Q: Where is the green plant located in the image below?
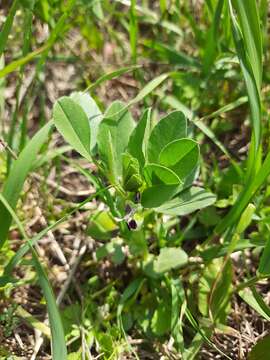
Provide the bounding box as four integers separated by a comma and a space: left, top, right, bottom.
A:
52, 90, 217, 355
1, 0, 270, 358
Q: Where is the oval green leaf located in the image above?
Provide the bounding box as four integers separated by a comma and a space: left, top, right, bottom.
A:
147, 111, 187, 163
144, 163, 181, 185
53, 96, 92, 161
155, 187, 216, 216
159, 138, 199, 181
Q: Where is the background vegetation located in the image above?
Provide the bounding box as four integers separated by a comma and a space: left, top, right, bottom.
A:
0, 0, 270, 359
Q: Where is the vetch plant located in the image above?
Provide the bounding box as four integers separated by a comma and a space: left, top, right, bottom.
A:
53, 92, 215, 221
52, 91, 217, 354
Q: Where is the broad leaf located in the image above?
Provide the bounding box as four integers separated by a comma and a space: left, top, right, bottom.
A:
141, 184, 181, 208
155, 187, 216, 215
144, 163, 181, 185
159, 138, 199, 181
147, 111, 187, 163
153, 247, 188, 273
53, 97, 92, 161
70, 91, 103, 150
87, 211, 117, 241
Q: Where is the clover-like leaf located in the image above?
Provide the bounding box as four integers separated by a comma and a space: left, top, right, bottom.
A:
147, 111, 187, 163
53, 96, 92, 161
154, 186, 216, 215
159, 138, 199, 181
70, 91, 103, 150
141, 184, 182, 208
144, 163, 181, 185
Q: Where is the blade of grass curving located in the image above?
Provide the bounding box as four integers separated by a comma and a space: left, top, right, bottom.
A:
173, 278, 232, 359
0, 44, 49, 79
0, 121, 52, 248
232, 0, 262, 90
84, 65, 141, 92
16, 305, 51, 338
128, 73, 169, 106
0, 193, 67, 359
201, 95, 248, 121
21, 0, 36, 59
214, 0, 263, 236
102, 73, 170, 120
229, 0, 261, 157
0, 0, 20, 56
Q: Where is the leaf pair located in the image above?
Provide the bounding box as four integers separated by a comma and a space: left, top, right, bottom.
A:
137, 111, 200, 208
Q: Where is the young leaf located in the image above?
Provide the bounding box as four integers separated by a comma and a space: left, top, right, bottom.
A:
70, 91, 103, 150
53, 97, 92, 161
97, 101, 135, 182
122, 153, 142, 192
154, 187, 216, 216
147, 111, 187, 163
0, 122, 52, 248
159, 138, 199, 181
128, 108, 152, 166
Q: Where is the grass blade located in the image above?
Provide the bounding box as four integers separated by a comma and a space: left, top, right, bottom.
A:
0, 193, 67, 360
129, 73, 169, 106
232, 0, 262, 90
229, 0, 261, 155
203, 0, 224, 73
85, 65, 141, 92
0, 44, 49, 79
0, 0, 20, 56
0, 121, 52, 248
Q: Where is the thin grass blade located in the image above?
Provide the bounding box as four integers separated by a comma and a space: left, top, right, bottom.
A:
0, 122, 52, 248
0, 193, 67, 359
